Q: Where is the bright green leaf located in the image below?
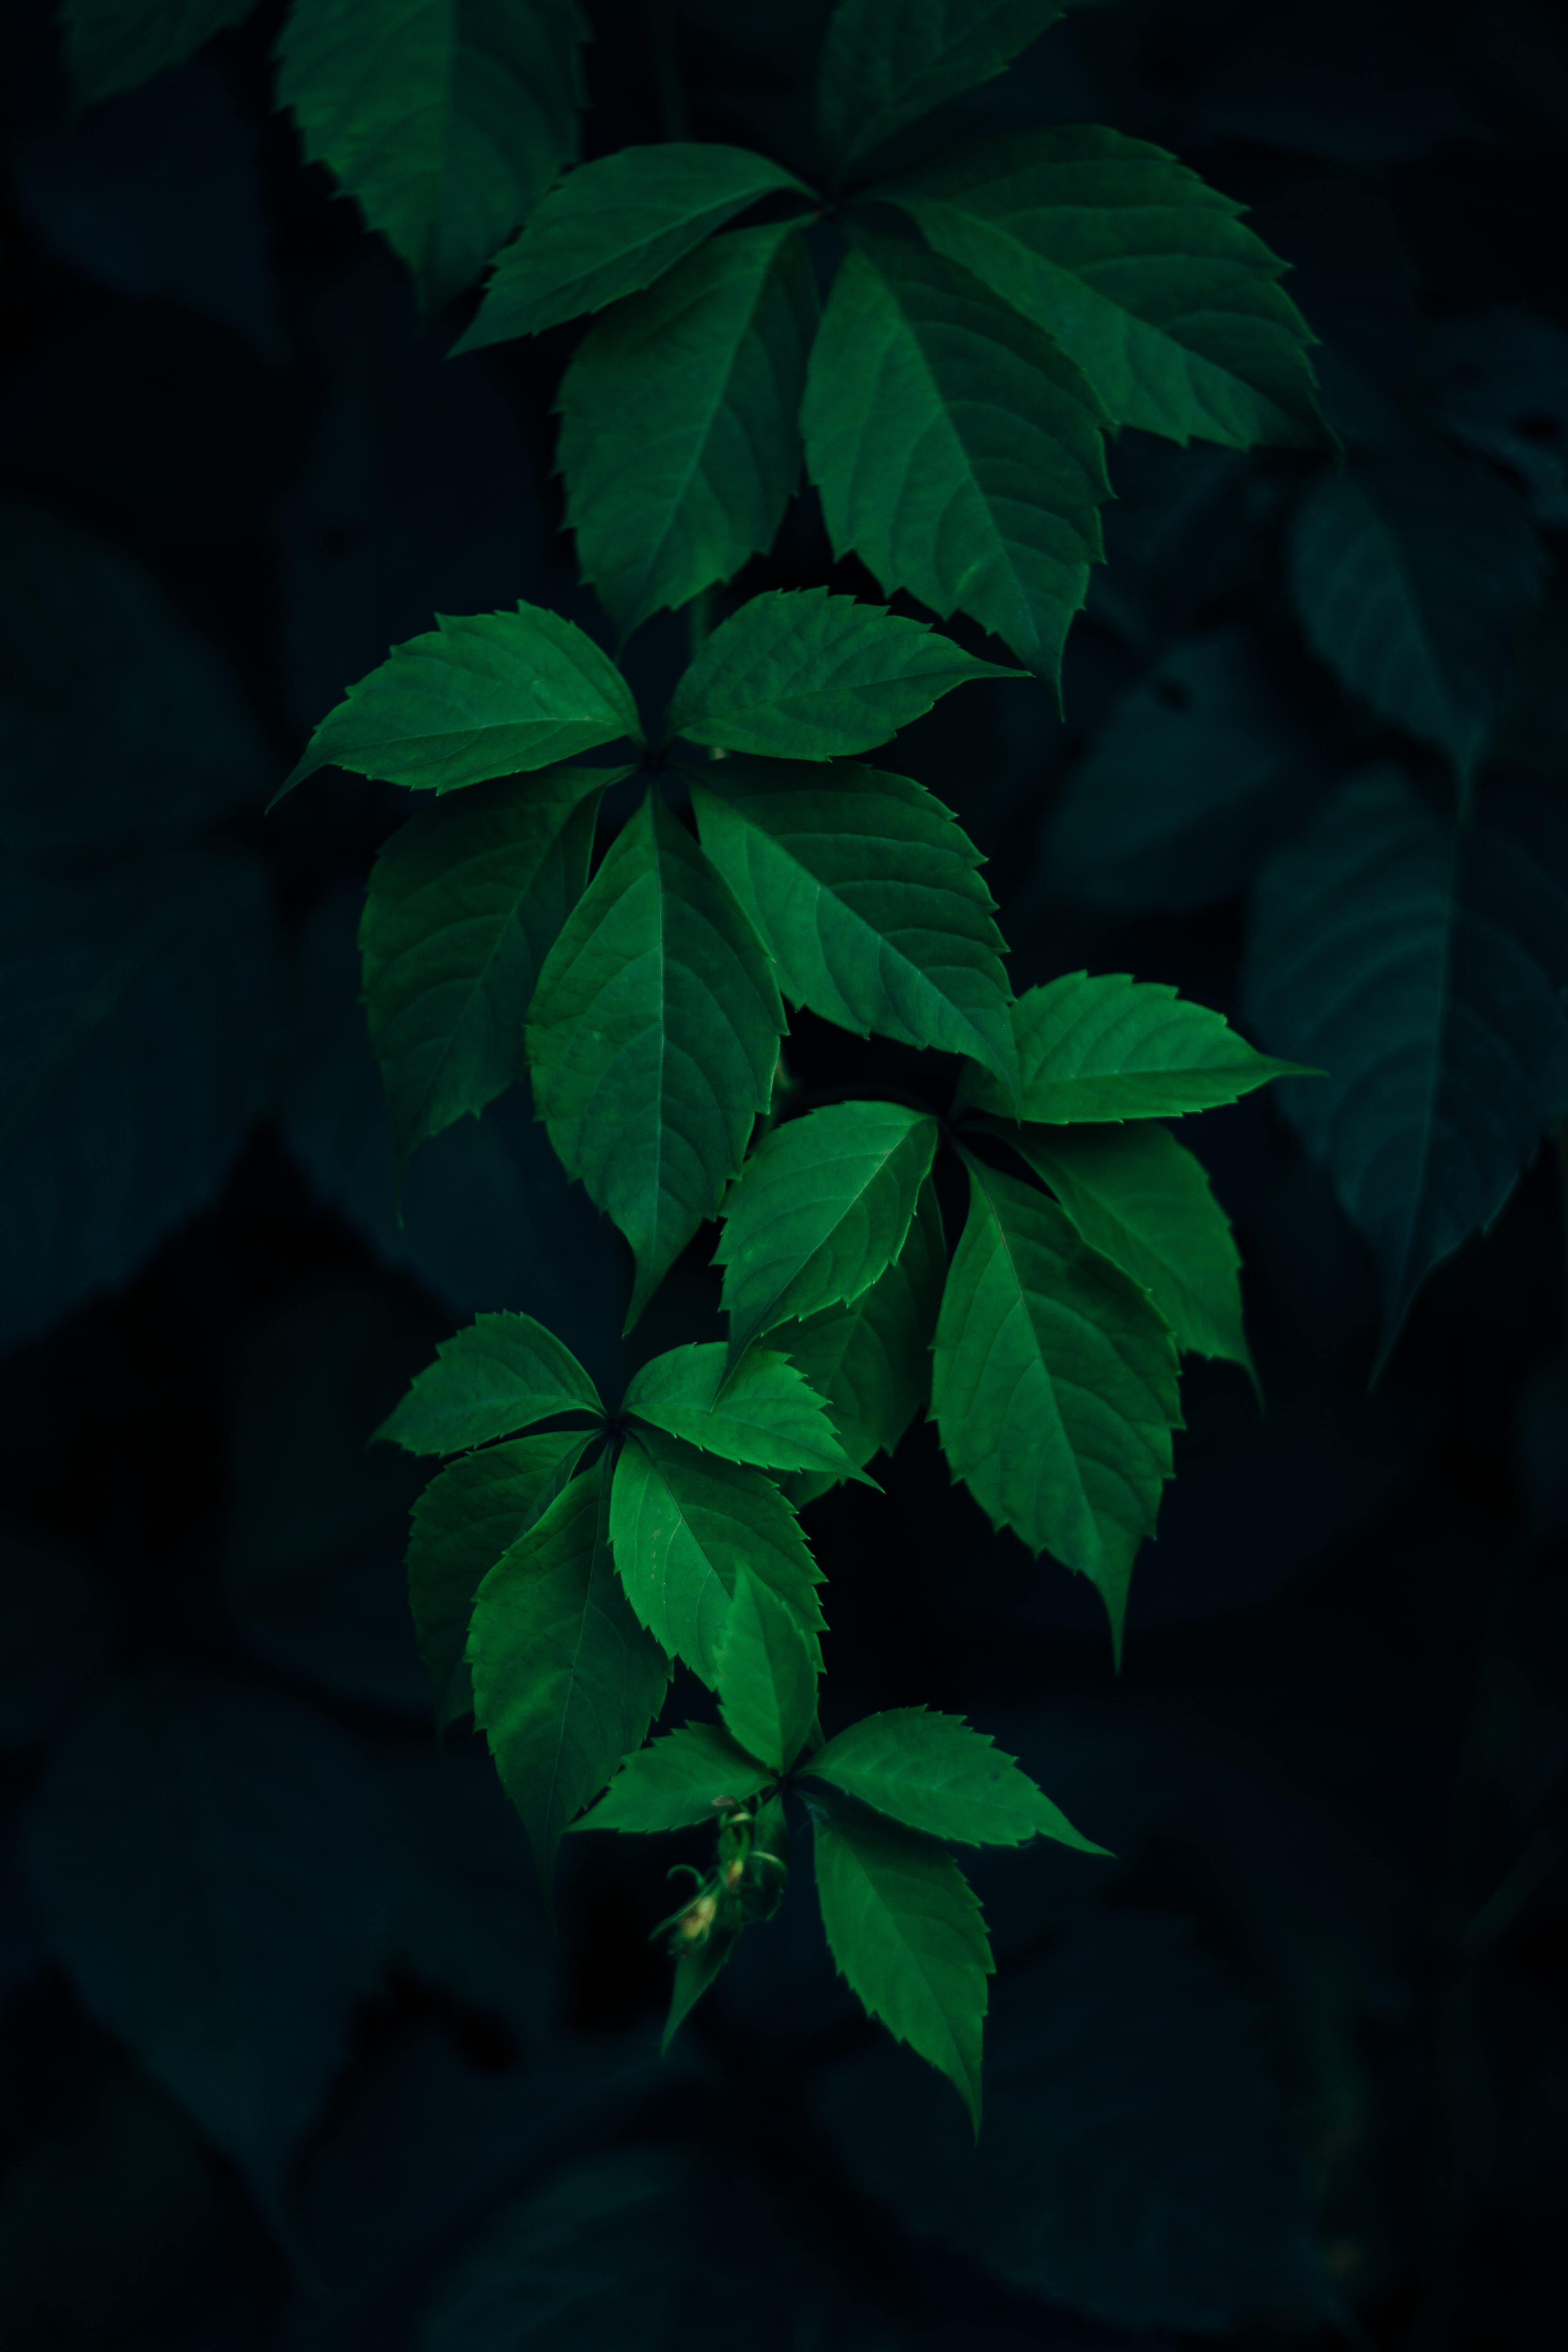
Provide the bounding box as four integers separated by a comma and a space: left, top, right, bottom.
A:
622, 1342, 868, 1480
468, 1459, 670, 1888
803, 1706, 1106, 1851
957, 970, 1301, 1123
276, 0, 584, 313
689, 755, 1017, 1092
453, 142, 811, 349
802, 233, 1110, 686
377, 1310, 604, 1454
527, 790, 785, 1329
716, 1568, 820, 1773
816, 0, 1069, 172
278, 605, 641, 800
931, 1155, 1180, 1651
360, 764, 623, 1163
812, 1798, 992, 2132
887, 127, 1324, 448
668, 588, 1022, 760
61, 0, 257, 106
574, 1720, 773, 1833
715, 1101, 940, 1365
559, 221, 817, 640
609, 1426, 824, 1686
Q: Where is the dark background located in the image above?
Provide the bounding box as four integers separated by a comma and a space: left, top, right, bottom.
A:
3, 1, 1567, 2346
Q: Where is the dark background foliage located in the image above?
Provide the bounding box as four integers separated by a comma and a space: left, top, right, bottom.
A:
3, 1, 1567, 2346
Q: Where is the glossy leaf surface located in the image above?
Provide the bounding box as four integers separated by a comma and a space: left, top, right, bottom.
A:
717, 1569, 819, 1774
804, 1706, 1104, 1850
622, 1342, 864, 1478
378, 1311, 604, 1454
575, 1720, 773, 1833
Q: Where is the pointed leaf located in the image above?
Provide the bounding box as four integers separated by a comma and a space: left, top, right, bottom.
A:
574, 1721, 773, 1833
407, 1427, 597, 1730
361, 763, 624, 1162
816, 0, 1069, 171
622, 1342, 868, 1479
957, 970, 1301, 1123
664, 1930, 737, 2051
453, 142, 810, 349
887, 127, 1324, 448
276, 0, 585, 313
690, 756, 1017, 1091
715, 1101, 940, 1364
812, 1799, 992, 2132
803, 1707, 1105, 1851
669, 588, 1022, 760
609, 1427, 824, 1686
378, 1311, 604, 1455
469, 1459, 671, 1886
61, 0, 256, 106
559, 220, 817, 640
278, 605, 641, 800
716, 1568, 819, 1773
802, 234, 1110, 687
527, 790, 785, 1328
931, 1156, 1180, 1649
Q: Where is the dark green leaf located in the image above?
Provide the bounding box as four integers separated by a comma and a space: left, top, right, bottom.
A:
715, 1100, 940, 1365
453, 142, 810, 349
407, 1428, 597, 1731
887, 127, 1323, 448
361, 764, 623, 1162
804, 1706, 1105, 1850
931, 1155, 1180, 1649
60, 0, 257, 106
609, 1426, 824, 1685
276, 0, 585, 313
663, 1929, 737, 2054
802, 232, 1110, 686
527, 790, 785, 1328
812, 1798, 992, 2132
622, 1341, 867, 1479
690, 755, 1017, 1090
1242, 770, 1568, 1355
668, 587, 1021, 759
816, 0, 1069, 171
377, 1311, 604, 1454
469, 1460, 671, 1885
574, 1720, 773, 1833
559, 221, 817, 639
717, 1568, 819, 1773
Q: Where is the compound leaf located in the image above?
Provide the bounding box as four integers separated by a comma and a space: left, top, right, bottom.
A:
931, 1155, 1180, 1650
717, 1568, 819, 1774
812, 1798, 992, 2132
887, 127, 1323, 448
60, 0, 258, 106
361, 763, 623, 1163
527, 791, 783, 1327
377, 1311, 604, 1454
802, 233, 1110, 687
574, 1720, 773, 1833
803, 1707, 1104, 1851
623, 1342, 866, 1479
453, 142, 810, 349
816, 0, 1069, 172
559, 221, 817, 640
279, 604, 641, 799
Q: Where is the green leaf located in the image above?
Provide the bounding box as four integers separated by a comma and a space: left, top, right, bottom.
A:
812, 1798, 992, 2132
715, 1101, 940, 1365
931, 1155, 1180, 1650
802, 232, 1109, 686
469, 1458, 671, 1887
527, 790, 785, 1329
407, 1427, 597, 1731
452, 142, 810, 350
622, 1342, 868, 1479
1287, 450, 1545, 790
1242, 770, 1568, 1357
275, 0, 585, 314
803, 1707, 1105, 1851
957, 970, 1301, 1123
278, 605, 641, 800
574, 1720, 773, 1833
886, 127, 1323, 448
816, 0, 1069, 171
559, 221, 817, 640
361, 764, 624, 1163
689, 756, 1017, 1092
996, 1122, 1253, 1374
377, 1311, 604, 1454
668, 588, 1022, 759
609, 1426, 824, 1686
61, 0, 257, 108
716, 1568, 819, 1773
664, 1931, 737, 2052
